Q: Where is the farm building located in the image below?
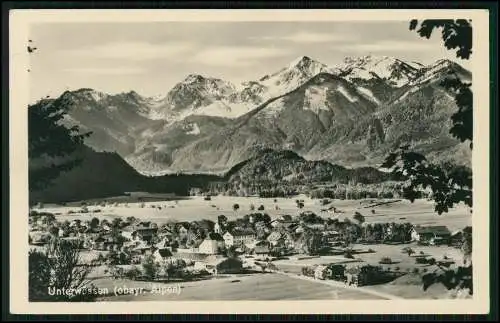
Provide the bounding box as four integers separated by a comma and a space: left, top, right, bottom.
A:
153, 247, 173, 263
205, 257, 243, 275
322, 230, 341, 245
133, 222, 158, 242
29, 230, 51, 245
411, 226, 452, 245
254, 240, 271, 256
266, 231, 295, 249
344, 265, 385, 287
326, 264, 346, 281
314, 265, 329, 280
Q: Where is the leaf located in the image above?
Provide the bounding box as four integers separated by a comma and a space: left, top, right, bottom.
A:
409, 19, 418, 30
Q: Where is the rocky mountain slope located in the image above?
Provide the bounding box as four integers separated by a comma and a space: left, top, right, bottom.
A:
50, 55, 472, 175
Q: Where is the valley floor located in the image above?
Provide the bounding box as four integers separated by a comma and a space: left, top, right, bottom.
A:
42, 195, 471, 233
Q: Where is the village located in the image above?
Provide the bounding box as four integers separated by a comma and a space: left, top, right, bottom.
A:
28, 195, 472, 299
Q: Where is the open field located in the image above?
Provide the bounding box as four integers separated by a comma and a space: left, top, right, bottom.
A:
38, 195, 471, 232
272, 242, 462, 274
95, 272, 388, 301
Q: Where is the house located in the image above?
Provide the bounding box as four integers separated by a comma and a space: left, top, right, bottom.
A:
127, 240, 152, 255
155, 237, 171, 249
120, 225, 136, 241
322, 230, 341, 245
266, 230, 294, 249
450, 230, 465, 248
29, 231, 51, 245
314, 265, 329, 280
344, 264, 385, 287
304, 223, 325, 231
204, 257, 244, 275
254, 240, 271, 256
153, 248, 173, 263
91, 235, 115, 251
223, 228, 256, 248
411, 226, 452, 245
198, 232, 225, 255
133, 222, 158, 242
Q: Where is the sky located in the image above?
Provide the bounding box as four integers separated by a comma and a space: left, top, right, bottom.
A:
28, 21, 471, 102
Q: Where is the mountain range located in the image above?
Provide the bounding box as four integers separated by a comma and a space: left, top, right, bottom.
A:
38, 55, 472, 176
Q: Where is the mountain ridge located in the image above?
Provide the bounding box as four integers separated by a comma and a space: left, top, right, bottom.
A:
43, 55, 471, 175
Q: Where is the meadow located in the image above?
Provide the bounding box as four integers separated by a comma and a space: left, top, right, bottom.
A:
41, 194, 471, 233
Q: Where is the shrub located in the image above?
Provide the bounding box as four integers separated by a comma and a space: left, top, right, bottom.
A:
124, 267, 141, 280
427, 258, 436, 265
394, 266, 400, 271
422, 268, 428, 273
415, 257, 428, 264
258, 205, 265, 211
141, 255, 160, 281
379, 257, 393, 264
368, 248, 376, 253
412, 268, 420, 274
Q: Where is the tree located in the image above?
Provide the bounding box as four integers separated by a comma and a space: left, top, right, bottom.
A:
29, 239, 96, 301
258, 205, 265, 211
383, 19, 474, 296
233, 203, 240, 211
254, 221, 269, 240
111, 217, 122, 229
383, 19, 474, 213
217, 214, 228, 227
353, 212, 365, 225
90, 217, 99, 229
29, 96, 92, 191
141, 254, 160, 281
226, 245, 238, 258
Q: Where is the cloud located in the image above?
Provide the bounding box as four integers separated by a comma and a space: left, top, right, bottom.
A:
59, 41, 195, 61
251, 31, 349, 43
342, 40, 436, 52
63, 67, 147, 75
189, 46, 289, 67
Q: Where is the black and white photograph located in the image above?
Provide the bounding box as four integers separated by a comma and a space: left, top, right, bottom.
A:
8, 9, 492, 315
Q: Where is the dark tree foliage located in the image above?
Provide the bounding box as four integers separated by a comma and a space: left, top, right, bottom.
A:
440, 77, 473, 147
409, 19, 472, 59
384, 19, 475, 297
29, 97, 92, 191
381, 147, 472, 215
29, 239, 96, 301
28, 41, 92, 192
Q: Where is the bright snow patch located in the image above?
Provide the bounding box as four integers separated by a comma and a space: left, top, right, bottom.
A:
356, 86, 380, 104
337, 86, 358, 103
303, 86, 330, 113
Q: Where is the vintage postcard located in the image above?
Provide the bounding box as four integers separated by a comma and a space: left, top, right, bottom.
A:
9, 9, 491, 315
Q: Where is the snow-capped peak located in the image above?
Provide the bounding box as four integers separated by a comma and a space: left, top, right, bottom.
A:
183, 74, 207, 84
287, 55, 330, 75
67, 88, 108, 102
337, 55, 423, 88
